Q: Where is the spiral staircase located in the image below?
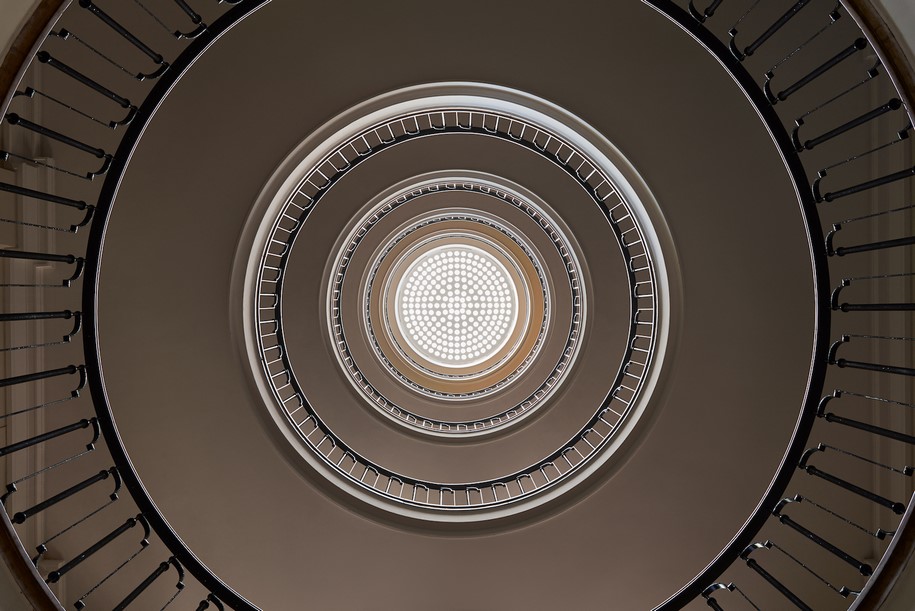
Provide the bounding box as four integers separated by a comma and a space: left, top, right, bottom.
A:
0, 0, 912, 609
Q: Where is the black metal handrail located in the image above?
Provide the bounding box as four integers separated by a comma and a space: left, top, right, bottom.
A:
1, 1, 270, 608
653, 0, 915, 609
81, 2, 269, 607
0, 0, 910, 609
646, 1, 830, 605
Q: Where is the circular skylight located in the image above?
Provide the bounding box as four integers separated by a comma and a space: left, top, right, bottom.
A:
395, 244, 519, 368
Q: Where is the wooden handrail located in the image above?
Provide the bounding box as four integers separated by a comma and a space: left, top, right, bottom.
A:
0, 0, 67, 119
850, 491, 915, 610
839, 3, 915, 610
842, 0, 915, 125
0, 509, 64, 610
1, 3, 75, 609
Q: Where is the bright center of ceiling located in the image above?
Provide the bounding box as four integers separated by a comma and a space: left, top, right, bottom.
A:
395, 243, 519, 368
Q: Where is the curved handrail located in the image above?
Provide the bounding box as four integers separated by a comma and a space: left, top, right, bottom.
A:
643, 1, 832, 607
843, 0, 915, 124
0, 0, 910, 609
79, 4, 270, 608
850, 491, 915, 610
650, 1, 915, 608
0, 0, 269, 608
0, 0, 67, 119
0, 510, 62, 611
2, 5, 81, 608
835, 44, 915, 590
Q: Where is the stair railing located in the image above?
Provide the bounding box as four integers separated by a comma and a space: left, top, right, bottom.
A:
0, 0, 911, 609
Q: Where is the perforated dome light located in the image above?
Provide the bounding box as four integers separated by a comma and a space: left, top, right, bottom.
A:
395, 244, 519, 368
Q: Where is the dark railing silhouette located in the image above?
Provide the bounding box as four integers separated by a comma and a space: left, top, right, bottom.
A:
0, 0, 911, 609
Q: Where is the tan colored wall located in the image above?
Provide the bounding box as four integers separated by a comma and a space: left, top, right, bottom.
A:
0, 5, 46, 608
0, 0, 41, 62
877, 0, 915, 61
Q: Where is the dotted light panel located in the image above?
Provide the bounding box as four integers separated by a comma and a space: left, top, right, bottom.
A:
395, 245, 519, 368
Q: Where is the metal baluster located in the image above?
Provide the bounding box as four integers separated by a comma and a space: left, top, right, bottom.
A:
0, 309, 77, 323
0, 395, 80, 424
48, 514, 150, 584
834, 235, 915, 257
794, 98, 902, 151
0, 249, 80, 265
828, 335, 915, 377
818, 392, 915, 445
741, 543, 813, 610
0, 181, 90, 211
836, 389, 915, 408
0, 310, 82, 352
14, 86, 120, 130
172, 0, 207, 38
795, 493, 892, 539
33, 497, 119, 565
702, 583, 729, 611
12, 468, 119, 524
791, 59, 882, 139
688, 0, 724, 23
159, 584, 184, 610
4, 114, 113, 178
0, 249, 85, 287
767, 37, 866, 104
112, 557, 184, 611
824, 189, 913, 254
35, 51, 137, 126
2, 445, 99, 504
763, 5, 843, 102
799, 446, 906, 514
730, 584, 761, 610
0, 372, 86, 424
769, 541, 857, 597
818, 126, 911, 202
130, 0, 180, 35
0, 416, 98, 458
0, 364, 80, 389
0, 150, 94, 182
818, 165, 915, 202
730, 0, 814, 61
78, 0, 170, 79
131, 0, 207, 40
818, 441, 913, 476
831, 276, 915, 312
773, 498, 873, 575
73, 547, 151, 608
50, 29, 137, 79
0, 216, 73, 234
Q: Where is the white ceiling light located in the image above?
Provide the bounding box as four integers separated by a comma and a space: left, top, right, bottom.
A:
395, 244, 519, 368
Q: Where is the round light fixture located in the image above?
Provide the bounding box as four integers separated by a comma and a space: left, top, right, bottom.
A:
393, 242, 521, 369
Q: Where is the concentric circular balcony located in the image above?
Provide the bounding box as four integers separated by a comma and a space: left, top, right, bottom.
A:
0, 1, 912, 609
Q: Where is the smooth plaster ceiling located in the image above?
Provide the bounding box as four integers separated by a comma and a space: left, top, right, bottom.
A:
39, 0, 825, 608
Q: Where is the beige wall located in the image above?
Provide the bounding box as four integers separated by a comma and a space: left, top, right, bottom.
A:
0, 4, 44, 609
878, 0, 915, 61
0, 0, 41, 63
0, 562, 30, 611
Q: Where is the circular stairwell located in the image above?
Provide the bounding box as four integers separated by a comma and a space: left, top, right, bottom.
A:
0, 1, 912, 609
